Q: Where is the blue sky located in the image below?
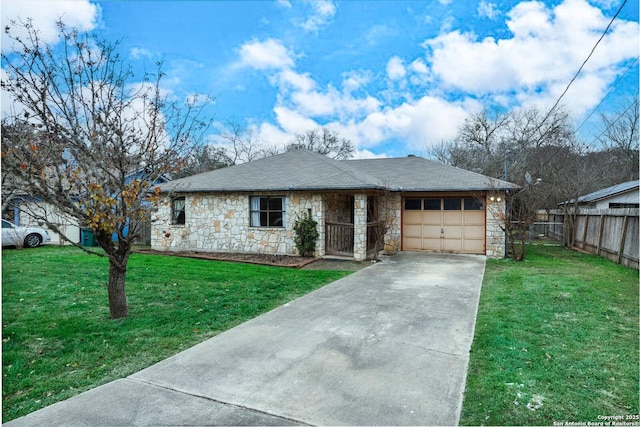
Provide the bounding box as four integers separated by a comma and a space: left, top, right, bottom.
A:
2, 0, 638, 158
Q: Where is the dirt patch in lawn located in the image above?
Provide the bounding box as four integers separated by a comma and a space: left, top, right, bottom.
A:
134, 249, 322, 269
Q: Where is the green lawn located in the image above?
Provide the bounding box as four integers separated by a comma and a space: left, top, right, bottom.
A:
2, 246, 350, 422
461, 244, 639, 426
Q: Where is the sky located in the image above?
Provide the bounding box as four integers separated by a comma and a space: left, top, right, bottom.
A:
1, 0, 638, 159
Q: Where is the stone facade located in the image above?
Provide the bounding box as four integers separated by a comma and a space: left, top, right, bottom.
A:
151, 190, 506, 259
152, 192, 322, 256
485, 193, 507, 257
380, 193, 402, 252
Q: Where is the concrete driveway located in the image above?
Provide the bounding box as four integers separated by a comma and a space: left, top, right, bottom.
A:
5, 252, 486, 426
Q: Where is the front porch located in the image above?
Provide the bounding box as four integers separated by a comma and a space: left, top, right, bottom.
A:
322, 193, 386, 260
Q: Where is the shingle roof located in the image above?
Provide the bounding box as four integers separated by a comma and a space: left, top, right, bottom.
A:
577, 180, 639, 204
159, 149, 518, 193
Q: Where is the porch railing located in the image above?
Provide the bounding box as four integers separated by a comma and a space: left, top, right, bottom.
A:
325, 222, 354, 256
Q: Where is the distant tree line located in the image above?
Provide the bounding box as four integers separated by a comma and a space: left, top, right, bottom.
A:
174, 125, 354, 178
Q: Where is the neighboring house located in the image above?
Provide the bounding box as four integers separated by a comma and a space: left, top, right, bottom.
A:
2, 169, 172, 246
152, 149, 518, 260
568, 180, 640, 209
3, 194, 81, 245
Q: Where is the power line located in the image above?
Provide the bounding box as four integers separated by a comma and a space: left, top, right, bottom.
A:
585, 96, 638, 148
574, 57, 638, 134
530, 0, 630, 173
537, 0, 628, 134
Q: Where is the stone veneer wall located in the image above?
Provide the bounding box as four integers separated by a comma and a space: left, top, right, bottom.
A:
381, 193, 402, 252
485, 193, 506, 258
151, 192, 323, 256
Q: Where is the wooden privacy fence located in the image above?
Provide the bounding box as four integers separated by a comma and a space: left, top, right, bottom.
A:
549, 208, 639, 269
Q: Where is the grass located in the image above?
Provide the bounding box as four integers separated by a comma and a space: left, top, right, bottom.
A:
2, 246, 350, 422
461, 243, 639, 426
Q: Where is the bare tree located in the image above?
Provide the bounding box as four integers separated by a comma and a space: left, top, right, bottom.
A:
597, 95, 639, 181
287, 127, 354, 159
1, 120, 31, 212
173, 144, 231, 178
1, 20, 211, 319
218, 120, 266, 164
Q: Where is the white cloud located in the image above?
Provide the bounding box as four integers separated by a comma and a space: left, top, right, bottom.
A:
342, 70, 372, 92
386, 56, 406, 81
1, 0, 100, 49
353, 149, 388, 159
276, 0, 292, 9
299, 0, 336, 32
363, 24, 395, 47
478, 1, 501, 20
273, 106, 319, 135
130, 47, 153, 60
279, 69, 316, 92
238, 39, 294, 70
235, 0, 637, 157
425, 0, 639, 112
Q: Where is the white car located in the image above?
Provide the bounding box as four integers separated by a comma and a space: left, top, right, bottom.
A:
2, 219, 51, 248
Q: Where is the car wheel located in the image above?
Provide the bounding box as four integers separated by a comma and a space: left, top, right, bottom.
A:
24, 234, 42, 248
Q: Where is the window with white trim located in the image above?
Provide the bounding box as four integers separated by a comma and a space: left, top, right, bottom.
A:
250, 196, 285, 227
172, 197, 186, 225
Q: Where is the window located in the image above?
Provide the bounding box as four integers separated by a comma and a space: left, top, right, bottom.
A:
424, 199, 441, 210
609, 202, 639, 208
250, 196, 285, 227
404, 199, 422, 210
172, 197, 185, 225
443, 198, 462, 210
464, 198, 483, 210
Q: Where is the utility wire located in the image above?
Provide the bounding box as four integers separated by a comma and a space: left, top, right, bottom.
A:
574, 57, 638, 133
530, 0, 630, 174
585, 96, 638, 148
536, 0, 628, 136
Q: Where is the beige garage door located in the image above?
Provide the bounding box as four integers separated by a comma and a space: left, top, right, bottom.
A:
402, 197, 485, 254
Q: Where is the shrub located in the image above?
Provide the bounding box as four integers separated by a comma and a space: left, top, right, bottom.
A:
293, 212, 319, 257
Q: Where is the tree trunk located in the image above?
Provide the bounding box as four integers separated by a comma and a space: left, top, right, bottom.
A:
108, 260, 128, 319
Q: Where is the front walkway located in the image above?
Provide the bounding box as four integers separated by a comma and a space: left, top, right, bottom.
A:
6, 252, 486, 426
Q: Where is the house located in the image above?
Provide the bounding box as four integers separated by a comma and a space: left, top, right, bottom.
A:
569, 180, 640, 209
3, 169, 171, 246
152, 149, 518, 260
3, 193, 82, 245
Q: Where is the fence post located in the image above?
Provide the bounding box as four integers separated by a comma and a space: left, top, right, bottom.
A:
580, 214, 589, 249
618, 215, 630, 264
596, 214, 605, 256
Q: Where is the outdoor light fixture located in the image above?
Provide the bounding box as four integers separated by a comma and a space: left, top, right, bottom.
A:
489, 196, 502, 202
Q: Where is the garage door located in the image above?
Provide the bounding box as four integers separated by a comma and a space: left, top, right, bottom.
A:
402, 197, 485, 254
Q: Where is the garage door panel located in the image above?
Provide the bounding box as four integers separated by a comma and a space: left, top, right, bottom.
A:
463, 239, 484, 253
443, 239, 462, 252
403, 224, 422, 238
463, 226, 484, 239
464, 212, 485, 226
421, 212, 441, 225
422, 225, 441, 239
403, 237, 422, 250
443, 213, 462, 225
404, 211, 422, 225
422, 238, 441, 251
444, 226, 462, 238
